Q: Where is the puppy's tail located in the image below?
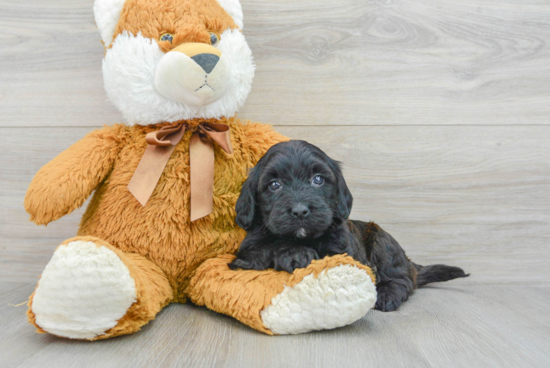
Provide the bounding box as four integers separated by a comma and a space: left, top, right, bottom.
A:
413, 263, 469, 287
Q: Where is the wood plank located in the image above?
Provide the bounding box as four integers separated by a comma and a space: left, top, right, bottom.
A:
1, 283, 549, 368
1, 0, 550, 127
1, 126, 549, 284
0, 0, 121, 127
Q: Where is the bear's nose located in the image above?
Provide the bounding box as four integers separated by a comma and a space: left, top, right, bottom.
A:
291, 203, 310, 220
191, 53, 220, 74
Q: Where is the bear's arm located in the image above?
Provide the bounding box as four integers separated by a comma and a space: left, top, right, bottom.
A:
24, 125, 129, 225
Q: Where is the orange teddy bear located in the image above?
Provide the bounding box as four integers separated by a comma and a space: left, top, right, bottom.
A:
24, 0, 377, 340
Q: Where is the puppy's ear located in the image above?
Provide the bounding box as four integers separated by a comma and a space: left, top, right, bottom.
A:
235, 166, 261, 230
328, 159, 353, 220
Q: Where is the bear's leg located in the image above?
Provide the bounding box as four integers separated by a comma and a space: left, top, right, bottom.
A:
188, 254, 377, 335
27, 236, 173, 340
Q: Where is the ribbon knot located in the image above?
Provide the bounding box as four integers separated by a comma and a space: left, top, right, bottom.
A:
128, 122, 233, 222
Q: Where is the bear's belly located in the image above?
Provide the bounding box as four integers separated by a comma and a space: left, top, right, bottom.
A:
77, 141, 248, 296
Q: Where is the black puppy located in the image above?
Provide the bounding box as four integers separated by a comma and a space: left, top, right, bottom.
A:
229, 140, 468, 311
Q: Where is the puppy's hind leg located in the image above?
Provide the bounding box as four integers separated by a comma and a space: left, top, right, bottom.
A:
374, 273, 415, 312
354, 221, 416, 312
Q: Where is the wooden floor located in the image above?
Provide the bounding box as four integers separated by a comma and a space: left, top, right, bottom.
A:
1, 0, 550, 367
2, 282, 549, 368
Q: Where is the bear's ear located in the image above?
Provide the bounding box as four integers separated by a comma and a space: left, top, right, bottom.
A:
93, 0, 127, 46
216, 0, 244, 29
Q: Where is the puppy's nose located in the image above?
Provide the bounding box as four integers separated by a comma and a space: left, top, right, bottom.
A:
191, 53, 220, 74
291, 203, 310, 219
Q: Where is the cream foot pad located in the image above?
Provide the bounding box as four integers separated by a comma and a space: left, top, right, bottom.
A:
31, 241, 137, 339
261, 265, 377, 334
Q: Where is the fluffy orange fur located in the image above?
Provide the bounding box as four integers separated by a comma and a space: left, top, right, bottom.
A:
189, 254, 376, 334
26, 118, 288, 301
25, 119, 376, 337
113, 0, 237, 52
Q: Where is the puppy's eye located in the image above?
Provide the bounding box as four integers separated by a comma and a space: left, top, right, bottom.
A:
269, 181, 282, 191
209, 32, 220, 46
312, 175, 325, 186
160, 33, 174, 43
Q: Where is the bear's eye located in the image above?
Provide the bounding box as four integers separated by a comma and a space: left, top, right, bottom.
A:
269, 181, 282, 191
209, 32, 220, 46
312, 175, 325, 186
160, 33, 174, 43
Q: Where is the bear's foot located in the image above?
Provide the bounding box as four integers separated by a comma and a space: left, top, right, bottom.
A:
29, 239, 138, 339
189, 254, 377, 335
260, 264, 377, 334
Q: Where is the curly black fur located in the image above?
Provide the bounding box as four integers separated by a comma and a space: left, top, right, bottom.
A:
229, 140, 468, 311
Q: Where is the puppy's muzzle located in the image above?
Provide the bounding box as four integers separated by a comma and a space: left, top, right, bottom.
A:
290, 202, 310, 239
154, 43, 230, 108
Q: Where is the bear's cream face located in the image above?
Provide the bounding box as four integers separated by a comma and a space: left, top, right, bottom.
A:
94, 0, 253, 125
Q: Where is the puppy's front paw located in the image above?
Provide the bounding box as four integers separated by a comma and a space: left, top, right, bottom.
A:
228, 257, 269, 271
274, 247, 319, 273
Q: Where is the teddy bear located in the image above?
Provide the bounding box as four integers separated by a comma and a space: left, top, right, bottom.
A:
24, 0, 377, 340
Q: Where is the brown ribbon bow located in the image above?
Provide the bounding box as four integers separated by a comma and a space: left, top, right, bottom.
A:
128, 122, 233, 222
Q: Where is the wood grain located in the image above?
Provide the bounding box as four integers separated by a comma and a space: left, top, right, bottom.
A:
1, 0, 550, 126
1, 126, 549, 284
1, 282, 549, 368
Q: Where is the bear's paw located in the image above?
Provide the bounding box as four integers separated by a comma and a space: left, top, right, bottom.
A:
31, 240, 137, 339
260, 265, 377, 334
